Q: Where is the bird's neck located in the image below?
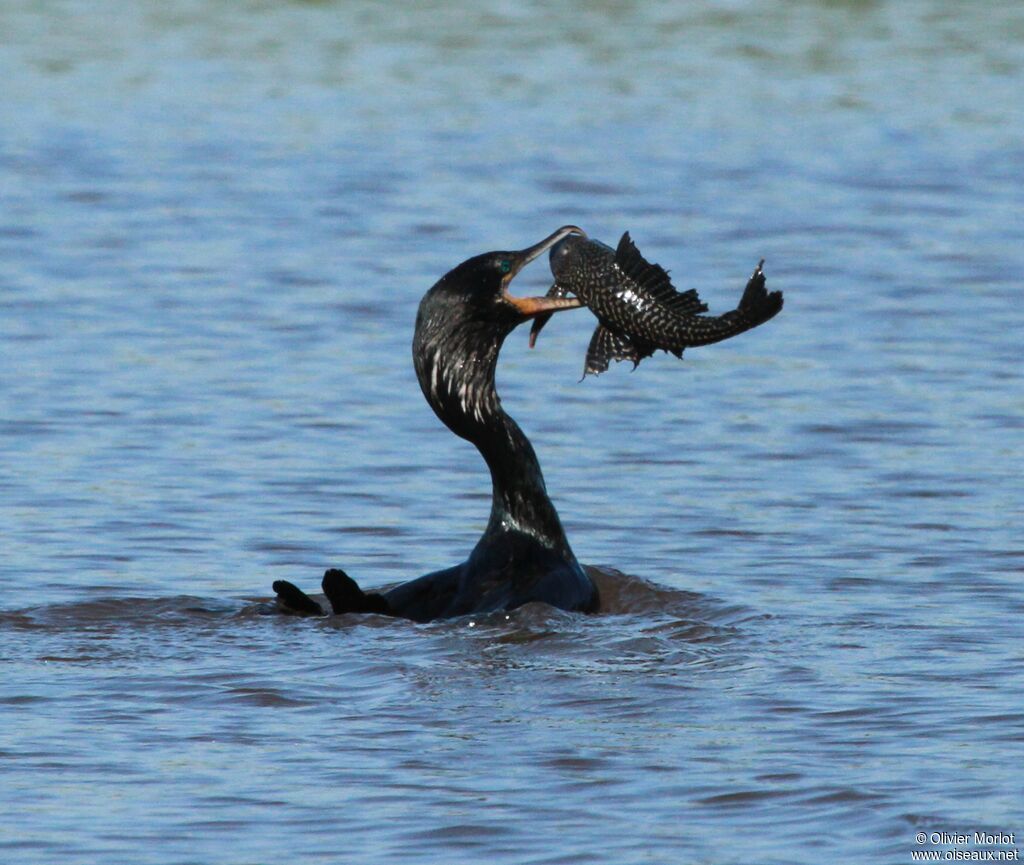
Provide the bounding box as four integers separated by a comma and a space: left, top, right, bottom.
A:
479, 403, 570, 551
417, 336, 572, 554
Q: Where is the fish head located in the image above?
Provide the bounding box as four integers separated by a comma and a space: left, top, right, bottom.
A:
530, 234, 615, 349
548, 234, 615, 285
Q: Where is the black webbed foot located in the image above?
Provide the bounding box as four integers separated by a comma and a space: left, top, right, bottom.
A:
322, 569, 391, 615
272, 579, 326, 616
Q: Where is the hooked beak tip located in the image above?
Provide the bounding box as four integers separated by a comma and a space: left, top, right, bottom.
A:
501, 225, 586, 319
514, 225, 587, 272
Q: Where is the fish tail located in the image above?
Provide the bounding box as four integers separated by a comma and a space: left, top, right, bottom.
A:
735, 258, 784, 327
674, 260, 783, 348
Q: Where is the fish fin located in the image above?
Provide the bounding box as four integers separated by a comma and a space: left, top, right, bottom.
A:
583, 324, 656, 377
668, 287, 709, 315
614, 233, 708, 314
528, 283, 573, 348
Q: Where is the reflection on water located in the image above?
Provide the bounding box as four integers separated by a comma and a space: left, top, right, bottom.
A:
2, 1, 1023, 863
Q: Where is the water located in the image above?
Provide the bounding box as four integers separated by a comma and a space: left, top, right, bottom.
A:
2, 1, 1023, 862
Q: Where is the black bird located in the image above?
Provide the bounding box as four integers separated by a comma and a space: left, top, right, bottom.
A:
530, 232, 783, 377
272, 226, 599, 622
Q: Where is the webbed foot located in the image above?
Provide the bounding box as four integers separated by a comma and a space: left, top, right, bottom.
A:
322, 569, 391, 615
272, 579, 325, 616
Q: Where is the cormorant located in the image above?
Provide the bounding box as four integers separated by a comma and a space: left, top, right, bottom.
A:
272, 226, 599, 622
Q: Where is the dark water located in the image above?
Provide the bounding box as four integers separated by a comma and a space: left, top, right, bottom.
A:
2, 2, 1023, 862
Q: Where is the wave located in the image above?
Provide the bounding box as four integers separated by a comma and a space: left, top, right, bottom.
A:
0, 566, 761, 641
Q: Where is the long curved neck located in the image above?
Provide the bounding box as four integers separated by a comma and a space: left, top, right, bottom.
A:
479, 394, 569, 550
415, 322, 572, 554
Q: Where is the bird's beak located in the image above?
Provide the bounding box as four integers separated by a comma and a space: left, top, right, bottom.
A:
502, 225, 587, 318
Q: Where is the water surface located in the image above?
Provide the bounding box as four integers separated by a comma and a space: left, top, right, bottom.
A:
2, 2, 1023, 863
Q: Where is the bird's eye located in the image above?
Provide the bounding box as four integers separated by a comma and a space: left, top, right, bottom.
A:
499, 259, 512, 274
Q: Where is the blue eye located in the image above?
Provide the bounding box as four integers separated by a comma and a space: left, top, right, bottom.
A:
499, 260, 511, 274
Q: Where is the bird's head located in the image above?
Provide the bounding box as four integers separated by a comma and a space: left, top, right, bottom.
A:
417, 225, 586, 335
413, 226, 586, 431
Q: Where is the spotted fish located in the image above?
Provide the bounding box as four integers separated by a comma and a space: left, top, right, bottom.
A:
530, 232, 783, 377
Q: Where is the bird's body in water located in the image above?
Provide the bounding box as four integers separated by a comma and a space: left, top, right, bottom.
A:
273, 226, 599, 622
530, 232, 783, 377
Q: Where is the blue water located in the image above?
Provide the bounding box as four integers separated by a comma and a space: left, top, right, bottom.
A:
2, 2, 1023, 863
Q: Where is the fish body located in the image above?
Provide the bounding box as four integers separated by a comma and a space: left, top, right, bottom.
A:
531, 232, 783, 376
